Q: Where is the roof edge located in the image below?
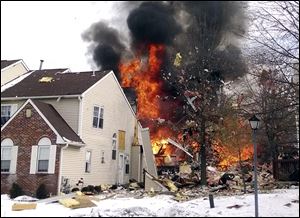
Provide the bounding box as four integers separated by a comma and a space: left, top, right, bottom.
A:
1, 59, 29, 72
1, 95, 81, 101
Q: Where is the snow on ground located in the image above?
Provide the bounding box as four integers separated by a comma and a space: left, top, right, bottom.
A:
1, 188, 299, 217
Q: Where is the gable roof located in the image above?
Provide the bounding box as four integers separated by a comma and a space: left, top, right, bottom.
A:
1, 99, 84, 145
1, 59, 29, 71
1, 69, 111, 98
32, 100, 84, 144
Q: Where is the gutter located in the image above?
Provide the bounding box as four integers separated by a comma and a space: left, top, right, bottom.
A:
62, 137, 85, 147
1, 95, 81, 101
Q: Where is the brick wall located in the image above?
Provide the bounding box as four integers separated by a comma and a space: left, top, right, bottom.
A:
1, 103, 62, 197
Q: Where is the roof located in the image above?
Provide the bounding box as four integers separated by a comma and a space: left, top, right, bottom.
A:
1, 59, 21, 69
1, 69, 111, 98
32, 100, 84, 144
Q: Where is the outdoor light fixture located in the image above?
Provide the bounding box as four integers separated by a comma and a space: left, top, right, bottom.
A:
249, 114, 260, 217
249, 115, 260, 130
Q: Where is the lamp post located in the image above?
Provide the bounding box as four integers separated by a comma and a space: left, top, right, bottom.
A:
249, 115, 260, 217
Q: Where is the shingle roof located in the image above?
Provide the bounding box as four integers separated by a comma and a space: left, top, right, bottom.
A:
32, 100, 84, 144
1, 60, 21, 70
1, 69, 111, 98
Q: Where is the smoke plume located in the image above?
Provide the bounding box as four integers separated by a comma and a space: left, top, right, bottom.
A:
127, 2, 181, 46
82, 21, 126, 79
83, 1, 248, 82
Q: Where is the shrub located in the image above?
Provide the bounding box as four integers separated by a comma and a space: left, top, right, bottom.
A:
9, 183, 24, 198
36, 184, 49, 199
94, 185, 101, 193
71, 187, 80, 192
81, 186, 89, 192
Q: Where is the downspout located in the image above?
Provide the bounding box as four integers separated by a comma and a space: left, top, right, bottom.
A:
57, 143, 69, 195
78, 96, 83, 137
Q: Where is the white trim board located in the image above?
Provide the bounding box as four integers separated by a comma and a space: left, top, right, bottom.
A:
1, 99, 65, 144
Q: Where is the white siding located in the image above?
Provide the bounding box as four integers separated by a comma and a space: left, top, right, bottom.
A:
61, 73, 137, 186
42, 98, 79, 133
1, 62, 28, 86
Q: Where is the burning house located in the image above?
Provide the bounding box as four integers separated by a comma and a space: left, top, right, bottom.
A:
83, 2, 250, 173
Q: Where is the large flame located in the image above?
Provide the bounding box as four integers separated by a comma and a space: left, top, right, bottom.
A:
119, 44, 178, 165
213, 140, 254, 170
119, 44, 165, 119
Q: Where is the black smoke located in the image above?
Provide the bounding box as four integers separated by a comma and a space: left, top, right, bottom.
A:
83, 1, 248, 83
82, 22, 126, 79
127, 2, 181, 46
171, 1, 248, 81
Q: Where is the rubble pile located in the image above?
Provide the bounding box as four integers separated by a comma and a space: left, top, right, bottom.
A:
146, 161, 290, 201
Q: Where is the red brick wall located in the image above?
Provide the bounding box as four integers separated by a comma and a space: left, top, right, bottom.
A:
1, 103, 62, 197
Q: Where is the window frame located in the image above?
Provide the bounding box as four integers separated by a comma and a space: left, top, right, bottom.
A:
1, 104, 16, 127
1, 138, 14, 173
36, 137, 51, 174
112, 133, 117, 160
1, 147, 12, 173
37, 145, 50, 173
92, 106, 104, 129
85, 150, 92, 173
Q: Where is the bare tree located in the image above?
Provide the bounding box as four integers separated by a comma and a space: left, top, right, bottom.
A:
246, 1, 299, 92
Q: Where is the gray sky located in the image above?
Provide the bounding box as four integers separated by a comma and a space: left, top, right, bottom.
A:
1, 1, 116, 71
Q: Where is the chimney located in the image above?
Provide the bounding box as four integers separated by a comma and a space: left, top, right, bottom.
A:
39, 60, 44, 70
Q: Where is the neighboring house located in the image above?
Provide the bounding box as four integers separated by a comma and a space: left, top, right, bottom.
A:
1, 69, 153, 196
1, 59, 29, 86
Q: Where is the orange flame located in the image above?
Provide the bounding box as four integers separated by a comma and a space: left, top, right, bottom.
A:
119, 44, 191, 166
213, 140, 254, 170
119, 44, 165, 119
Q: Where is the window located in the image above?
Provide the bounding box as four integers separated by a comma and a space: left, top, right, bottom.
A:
112, 133, 117, 160
1, 138, 14, 173
1, 104, 17, 127
125, 155, 129, 174
37, 137, 51, 173
92, 106, 104, 129
85, 151, 91, 173
118, 130, 126, 151
1, 147, 12, 172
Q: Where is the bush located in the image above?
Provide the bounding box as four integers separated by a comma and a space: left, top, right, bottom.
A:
94, 185, 101, 193
36, 184, 49, 199
9, 183, 24, 198
81, 185, 100, 194
81, 186, 89, 192
71, 187, 80, 192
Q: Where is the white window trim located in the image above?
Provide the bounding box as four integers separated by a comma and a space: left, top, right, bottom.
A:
1, 104, 18, 126
92, 105, 104, 129
37, 145, 50, 173
30, 137, 56, 174
112, 133, 117, 160
1, 146, 12, 173
1, 138, 17, 174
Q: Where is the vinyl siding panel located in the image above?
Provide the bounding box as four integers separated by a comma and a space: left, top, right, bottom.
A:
61, 73, 137, 187
1, 62, 28, 86
42, 99, 79, 133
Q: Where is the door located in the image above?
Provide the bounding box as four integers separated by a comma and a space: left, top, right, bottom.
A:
118, 153, 124, 184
